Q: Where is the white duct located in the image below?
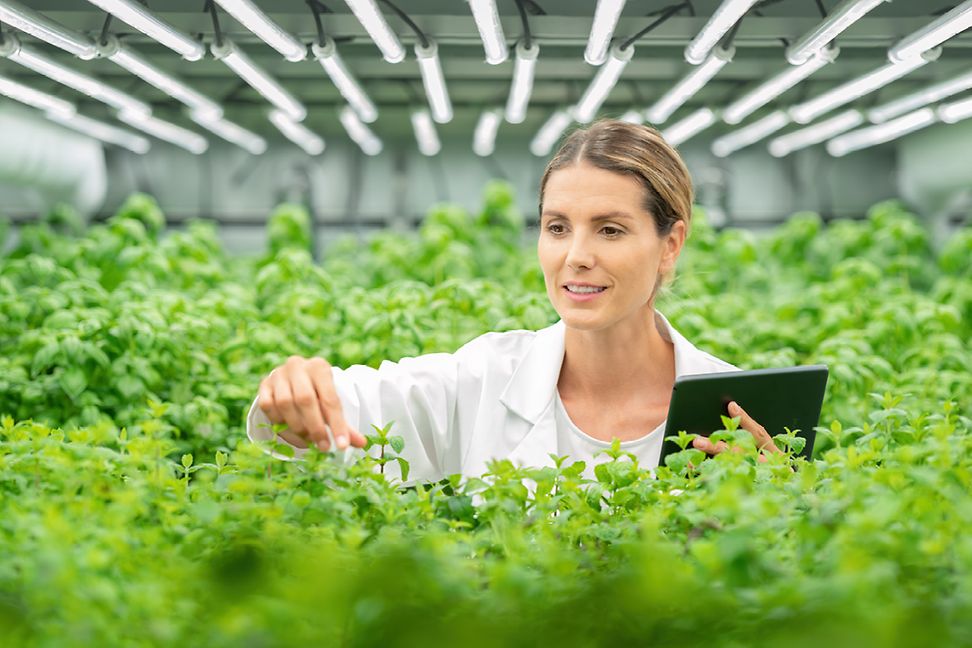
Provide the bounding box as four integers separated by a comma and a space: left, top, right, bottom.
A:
0, 104, 107, 217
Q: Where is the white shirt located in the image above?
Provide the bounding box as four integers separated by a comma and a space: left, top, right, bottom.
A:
246, 309, 739, 484
554, 390, 664, 481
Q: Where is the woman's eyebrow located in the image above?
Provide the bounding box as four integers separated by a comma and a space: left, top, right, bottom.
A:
541, 210, 634, 221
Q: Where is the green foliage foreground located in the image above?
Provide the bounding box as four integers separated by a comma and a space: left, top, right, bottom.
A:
1, 188, 971, 647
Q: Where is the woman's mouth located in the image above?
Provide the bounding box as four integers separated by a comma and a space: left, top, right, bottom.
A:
563, 284, 608, 302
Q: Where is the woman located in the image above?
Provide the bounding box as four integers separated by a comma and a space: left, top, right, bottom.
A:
247, 119, 782, 482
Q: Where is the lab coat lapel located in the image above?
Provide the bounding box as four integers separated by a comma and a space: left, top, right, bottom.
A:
499, 320, 565, 468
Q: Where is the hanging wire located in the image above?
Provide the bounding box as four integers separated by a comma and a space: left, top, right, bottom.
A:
620, 2, 691, 51
814, 0, 828, 17
99, 13, 113, 44
377, 0, 429, 48
306, 0, 333, 46
514, 0, 532, 49
203, 0, 223, 47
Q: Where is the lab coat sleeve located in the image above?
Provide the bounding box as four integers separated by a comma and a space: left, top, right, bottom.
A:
245, 350, 464, 482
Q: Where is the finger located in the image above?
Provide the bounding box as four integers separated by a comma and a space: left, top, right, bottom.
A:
278, 429, 309, 449
692, 436, 728, 455
729, 401, 780, 453
309, 360, 365, 449
289, 367, 332, 452
258, 373, 282, 423
273, 365, 319, 449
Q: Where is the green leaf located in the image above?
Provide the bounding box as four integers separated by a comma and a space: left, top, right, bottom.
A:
181, 454, 193, 469
388, 435, 405, 454
396, 457, 410, 482
59, 366, 87, 401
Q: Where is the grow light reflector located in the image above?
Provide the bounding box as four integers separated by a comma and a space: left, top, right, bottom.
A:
473, 108, 502, 157
415, 40, 452, 124
505, 40, 538, 124
312, 38, 377, 123
585, 0, 626, 66
888, 0, 972, 63
826, 108, 936, 156
190, 110, 266, 155
212, 0, 306, 62
344, 0, 405, 63
662, 107, 717, 146
711, 110, 789, 157
530, 109, 572, 157
0, 72, 75, 116
684, 0, 758, 65
868, 69, 972, 123
469, 0, 508, 64
211, 39, 306, 121
338, 105, 382, 156
936, 96, 972, 124
785, 0, 888, 65
85, 0, 205, 61
573, 44, 634, 124
118, 109, 208, 154
767, 109, 863, 157
411, 109, 441, 156
47, 110, 150, 153
646, 46, 733, 124
269, 109, 325, 155
0, 0, 98, 59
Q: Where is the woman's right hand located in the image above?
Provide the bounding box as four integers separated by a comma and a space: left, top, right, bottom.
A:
258, 356, 368, 452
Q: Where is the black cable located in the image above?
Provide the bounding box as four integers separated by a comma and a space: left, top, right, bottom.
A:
514, 0, 532, 49
520, 0, 546, 15
99, 13, 113, 44
376, 0, 429, 48
814, 0, 828, 17
621, 2, 690, 50
307, 0, 327, 45
204, 0, 223, 47
719, 16, 744, 49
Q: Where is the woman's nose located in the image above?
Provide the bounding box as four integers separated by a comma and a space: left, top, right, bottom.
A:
565, 234, 595, 270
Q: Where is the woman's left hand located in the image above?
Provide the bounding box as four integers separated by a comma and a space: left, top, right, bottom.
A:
692, 401, 783, 462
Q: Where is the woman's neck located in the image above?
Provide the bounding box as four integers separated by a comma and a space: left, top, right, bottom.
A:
558, 307, 675, 406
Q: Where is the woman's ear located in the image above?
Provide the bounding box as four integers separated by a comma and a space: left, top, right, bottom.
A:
660, 220, 687, 275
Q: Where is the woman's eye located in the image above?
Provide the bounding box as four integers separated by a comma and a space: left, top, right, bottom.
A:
546, 223, 566, 234
602, 226, 623, 236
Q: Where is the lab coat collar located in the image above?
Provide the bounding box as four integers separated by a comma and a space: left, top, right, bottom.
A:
499, 309, 690, 425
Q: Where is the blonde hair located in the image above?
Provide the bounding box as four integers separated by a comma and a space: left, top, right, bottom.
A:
538, 119, 693, 302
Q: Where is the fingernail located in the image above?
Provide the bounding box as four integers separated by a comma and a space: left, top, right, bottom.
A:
337, 435, 348, 449
729, 401, 739, 414
317, 440, 328, 452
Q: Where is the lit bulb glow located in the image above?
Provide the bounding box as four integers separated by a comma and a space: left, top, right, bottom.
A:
826, 108, 937, 156
647, 47, 733, 124
711, 110, 789, 157
768, 109, 863, 157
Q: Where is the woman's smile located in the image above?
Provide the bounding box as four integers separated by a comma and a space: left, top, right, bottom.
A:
563, 282, 609, 302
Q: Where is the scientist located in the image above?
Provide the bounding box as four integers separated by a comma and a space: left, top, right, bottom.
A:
247, 119, 782, 481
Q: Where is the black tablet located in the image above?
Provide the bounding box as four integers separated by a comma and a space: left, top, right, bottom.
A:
657, 364, 829, 464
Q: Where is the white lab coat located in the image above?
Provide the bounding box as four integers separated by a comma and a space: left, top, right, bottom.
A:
246, 309, 739, 482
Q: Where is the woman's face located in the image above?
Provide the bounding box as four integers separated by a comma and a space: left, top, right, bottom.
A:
538, 161, 686, 332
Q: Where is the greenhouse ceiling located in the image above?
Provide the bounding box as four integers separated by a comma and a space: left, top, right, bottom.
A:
0, 0, 970, 158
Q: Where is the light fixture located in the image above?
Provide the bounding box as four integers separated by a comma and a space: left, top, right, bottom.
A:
684, 0, 758, 65
344, 0, 405, 63
99, 37, 221, 117
827, 108, 936, 156
711, 110, 789, 157
117, 110, 209, 154
887, 0, 972, 63
211, 39, 307, 121
411, 109, 441, 156
530, 109, 572, 157
47, 110, 151, 153
84, 0, 205, 61
469, 0, 508, 64
573, 44, 634, 123
868, 69, 972, 123
338, 105, 382, 155
0, 37, 151, 117
937, 96, 972, 124
619, 109, 643, 124
473, 108, 502, 157
505, 40, 538, 124
788, 51, 936, 124
723, 46, 838, 125
415, 40, 452, 124
0, 0, 98, 59
190, 110, 266, 154
646, 46, 733, 124
585, 0, 626, 66
212, 0, 306, 62
767, 109, 863, 157
312, 37, 377, 123
0, 72, 75, 116
269, 109, 325, 155
785, 0, 889, 65
662, 107, 717, 146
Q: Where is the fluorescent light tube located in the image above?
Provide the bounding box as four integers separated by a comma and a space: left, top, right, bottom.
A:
1, 38, 151, 117
789, 52, 935, 124
868, 69, 972, 123
338, 105, 382, 156
711, 110, 789, 157
573, 44, 634, 124
212, 0, 306, 62
530, 109, 572, 157
411, 109, 441, 156
662, 107, 717, 145
118, 109, 208, 154
937, 96, 972, 124
469, 0, 508, 64
585, 0, 626, 66
344, 0, 405, 64
724, 46, 837, 124
786, 0, 888, 65
99, 37, 221, 116
47, 110, 150, 153
684, 0, 758, 65
85, 0, 205, 61
768, 109, 863, 156
415, 40, 452, 124
190, 110, 266, 154
619, 109, 643, 124
0, 72, 75, 116
211, 39, 306, 121
312, 38, 377, 123
473, 108, 502, 157
269, 109, 324, 155
647, 46, 733, 124
505, 40, 538, 124
826, 108, 936, 156
0, 0, 98, 59
888, 0, 972, 63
